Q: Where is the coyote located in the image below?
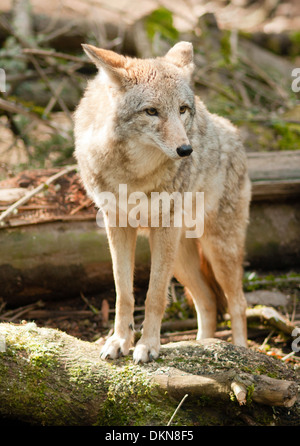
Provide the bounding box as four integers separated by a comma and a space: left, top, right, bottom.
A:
74, 41, 251, 363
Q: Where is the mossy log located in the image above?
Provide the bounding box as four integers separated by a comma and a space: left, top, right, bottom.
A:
0, 322, 299, 426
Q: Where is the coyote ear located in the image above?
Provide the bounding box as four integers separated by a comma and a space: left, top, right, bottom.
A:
165, 41, 194, 78
82, 44, 128, 86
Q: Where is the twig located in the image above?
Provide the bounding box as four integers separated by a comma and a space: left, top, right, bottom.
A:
69, 198, 93, 215
231, 381, 247, 405
244, 276, 300, 287
167, 393, 188, 426
281, 351, 295, 362
0, 15, 32, 48
233, 73, 252, 108
239, 53, 289, 101
22, 48, 89, 64
194, 75, 241, 105
101, 299, 110, 328
0, 300, 44, 322
259, 330, 275, 351
23, 310, 99, 320
0, 301, 6, 313
27, 54, 73, 122
0, 98, 69, 137
6, 68, 53, 84
80, 291, 99, 315
0, 205, 58, 211
39, 22, 76, 45
239, 75, 282, 107
0, 165, 77, 224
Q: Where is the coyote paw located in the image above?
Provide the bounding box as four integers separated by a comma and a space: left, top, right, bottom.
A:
100, 335, 131, 360
133, 339, 160, 364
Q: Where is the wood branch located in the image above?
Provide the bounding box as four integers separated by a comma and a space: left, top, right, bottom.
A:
22, 48, 90, 64
239, 52, 289, 101
244, 276, 300, 287
0, 300, 44, 322
0, 14, 32, 49
161, 318, 197, 333
231, 380, 247, 405
27, 54, 73, 122
152, 365, 297, 408
0, 165, 77, 224
0, 98, 69, 136
194, 74, 242, 105
0, 11, 129, 51
0, 323, 298, 426
246, 306, 296, 336
0, 187, 27, 204
0, 309, 98, 322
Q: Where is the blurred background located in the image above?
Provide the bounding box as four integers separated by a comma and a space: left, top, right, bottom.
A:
0, 0, 299, 172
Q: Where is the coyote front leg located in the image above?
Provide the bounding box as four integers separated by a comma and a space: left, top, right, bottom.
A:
100, 224, 137, 360
133, 226, 181, 363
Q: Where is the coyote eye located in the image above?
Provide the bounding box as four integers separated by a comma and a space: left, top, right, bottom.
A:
145, 108, 158, 116
180, 105, 188, 114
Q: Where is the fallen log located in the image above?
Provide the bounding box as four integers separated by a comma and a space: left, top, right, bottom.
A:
246, 306, 296, 336
0, 323, 298, 426
153, 366, 297, 407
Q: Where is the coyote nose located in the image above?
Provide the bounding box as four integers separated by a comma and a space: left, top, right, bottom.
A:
176, 144, 193, 157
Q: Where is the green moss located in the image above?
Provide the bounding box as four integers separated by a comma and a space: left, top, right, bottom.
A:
0, 330, 63, 424
246, 383, 254, 406
145, 8, 179, 44
220, 30, 232, 64
98, 364, 183, 426
289, 32, 300, 57
271, 122, 300, 151
236, 120, 300, 152
1, 324, 298, 426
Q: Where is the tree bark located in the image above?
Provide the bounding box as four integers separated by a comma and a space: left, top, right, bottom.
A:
0, 323, 298, 426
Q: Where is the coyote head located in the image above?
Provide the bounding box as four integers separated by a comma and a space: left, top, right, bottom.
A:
82, 42, 195, 160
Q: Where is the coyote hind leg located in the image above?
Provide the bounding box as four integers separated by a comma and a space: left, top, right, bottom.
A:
202, 236, 248, 347
173, 237, 217, 340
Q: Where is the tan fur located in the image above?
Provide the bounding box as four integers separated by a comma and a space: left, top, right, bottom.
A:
74, 42, 252, 363
198, 244, 227, 315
